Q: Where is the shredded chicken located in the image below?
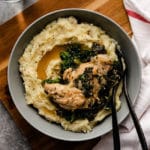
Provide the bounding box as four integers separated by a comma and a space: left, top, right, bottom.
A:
44, 54, 113, 110
63, 54, 112, 82
44, 83, 87, 110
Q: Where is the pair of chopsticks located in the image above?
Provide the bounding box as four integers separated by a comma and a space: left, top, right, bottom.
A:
110, 71, 148, 150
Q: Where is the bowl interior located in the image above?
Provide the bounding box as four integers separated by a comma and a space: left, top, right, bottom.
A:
8, 9, 141, 141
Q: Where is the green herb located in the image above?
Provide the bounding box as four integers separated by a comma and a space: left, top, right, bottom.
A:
60, 44, 80, 73
74, 67, 93, 98
42, 77, 61, 85
98, 58, 124, 109
60, 43, 106, 74
92, 42, 106, 54
56, 102, 105, 122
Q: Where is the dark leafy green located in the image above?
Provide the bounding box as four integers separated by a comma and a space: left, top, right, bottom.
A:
42, 77, 68, 85
98, 48, 124, 110
92, 42, 106, 54
60, 43, 106, 74
74, 67, 93, 98
56, 101, 106, 122
42, 77, 61, 84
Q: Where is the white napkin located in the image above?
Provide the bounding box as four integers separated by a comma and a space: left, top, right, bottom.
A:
93, 0, 150, 149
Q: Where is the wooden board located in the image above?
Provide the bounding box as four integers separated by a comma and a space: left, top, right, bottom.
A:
0, 0, 131, 149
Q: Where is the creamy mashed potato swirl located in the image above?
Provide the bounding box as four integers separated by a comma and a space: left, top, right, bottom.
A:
19, 17, 123, 132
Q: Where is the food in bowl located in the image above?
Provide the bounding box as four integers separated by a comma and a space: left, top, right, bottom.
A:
19, 17, 125, 132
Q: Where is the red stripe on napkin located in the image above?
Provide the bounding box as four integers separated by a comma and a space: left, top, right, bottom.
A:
126, 9, 150, 24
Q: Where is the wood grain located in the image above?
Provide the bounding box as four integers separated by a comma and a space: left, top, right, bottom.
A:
0, 0, 131, 149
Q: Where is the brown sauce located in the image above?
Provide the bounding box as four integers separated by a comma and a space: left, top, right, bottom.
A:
37, 46, 64, 80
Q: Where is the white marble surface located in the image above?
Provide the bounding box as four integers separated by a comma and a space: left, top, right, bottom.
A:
0, 0, 37, 149
0, 102, 31, 150
0, 0, 37, 24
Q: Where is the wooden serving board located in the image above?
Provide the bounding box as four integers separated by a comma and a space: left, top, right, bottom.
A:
0, 0, 131, 149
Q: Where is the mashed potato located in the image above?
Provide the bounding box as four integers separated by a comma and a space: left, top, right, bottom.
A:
19, 17, 123, 132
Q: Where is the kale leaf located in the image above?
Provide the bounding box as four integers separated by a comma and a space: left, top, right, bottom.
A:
60, 43, 106, 74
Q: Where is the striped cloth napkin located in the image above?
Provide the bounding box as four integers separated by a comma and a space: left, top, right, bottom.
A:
93, 0, 150, 149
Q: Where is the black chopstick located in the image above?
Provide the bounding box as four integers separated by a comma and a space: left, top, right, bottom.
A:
110, 85, 121, 150
123, 74, 148, 150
